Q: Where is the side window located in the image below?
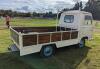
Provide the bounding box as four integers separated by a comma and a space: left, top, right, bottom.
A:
64, 15, 74, 23
85, 15, 92, 25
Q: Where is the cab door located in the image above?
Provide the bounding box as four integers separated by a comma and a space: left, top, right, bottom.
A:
81, 15, 93, 40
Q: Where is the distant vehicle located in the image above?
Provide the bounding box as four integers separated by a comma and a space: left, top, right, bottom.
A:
10, 10, 93, 57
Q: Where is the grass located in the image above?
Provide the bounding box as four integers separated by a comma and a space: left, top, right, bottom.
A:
93, 20, 100, 29
0, 18, 100, 69
0, 18, 56, 27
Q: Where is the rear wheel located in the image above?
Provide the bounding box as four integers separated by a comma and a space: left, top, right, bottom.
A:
40, 45, 55, 58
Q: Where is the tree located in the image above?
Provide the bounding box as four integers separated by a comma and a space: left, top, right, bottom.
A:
72, 2, 80, 10
80, 1, 83, 10
62, 8, 69, 11
84, 0, 100, 20
71, 1, 83, 10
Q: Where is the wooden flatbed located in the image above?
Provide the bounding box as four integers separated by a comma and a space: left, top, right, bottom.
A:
10, 26, 78, 47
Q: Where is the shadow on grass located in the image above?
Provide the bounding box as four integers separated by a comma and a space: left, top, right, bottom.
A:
0, 45, 91, 69
13, 45, 90, 69
0, 52, 34, 69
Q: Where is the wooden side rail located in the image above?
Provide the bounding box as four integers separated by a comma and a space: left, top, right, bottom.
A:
22, 31, 78, 47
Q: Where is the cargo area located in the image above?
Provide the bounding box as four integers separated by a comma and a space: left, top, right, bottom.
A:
12, 26, 76, 33
10, 27, 78, 47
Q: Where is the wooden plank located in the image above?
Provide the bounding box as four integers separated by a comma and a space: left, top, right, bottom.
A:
62, 32, 70, 40
23, 35, 37, 46
38, 34, 50, 44
13, 27, 56, 33
71, 31, 78, 39
51, 32, 61, 42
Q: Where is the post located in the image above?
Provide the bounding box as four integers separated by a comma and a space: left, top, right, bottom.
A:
56, 9, 59, 31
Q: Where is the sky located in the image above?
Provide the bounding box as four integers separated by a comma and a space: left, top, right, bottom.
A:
0, 0, 88, 12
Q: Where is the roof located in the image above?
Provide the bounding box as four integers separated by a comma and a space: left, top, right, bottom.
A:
63, 10, 91, 15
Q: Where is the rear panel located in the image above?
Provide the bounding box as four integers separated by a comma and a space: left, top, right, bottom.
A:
10, 28, 19, 46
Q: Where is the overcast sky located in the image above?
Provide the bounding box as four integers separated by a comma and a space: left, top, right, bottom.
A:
0, 0, 88, 12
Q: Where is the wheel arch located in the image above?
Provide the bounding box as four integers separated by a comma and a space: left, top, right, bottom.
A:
41, 43, 57, 51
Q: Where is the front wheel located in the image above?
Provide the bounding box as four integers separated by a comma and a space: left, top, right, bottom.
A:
78, 39, 85, 48
40, 45, 55, 58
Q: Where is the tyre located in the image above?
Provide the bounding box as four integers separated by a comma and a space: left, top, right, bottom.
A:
40, 45, 55, 58
78, 39, 85, 48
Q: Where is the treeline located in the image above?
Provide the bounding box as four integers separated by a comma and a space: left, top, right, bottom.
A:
33, 12, 57, 18
0, 10, 31, 17
0, 10, 57, 18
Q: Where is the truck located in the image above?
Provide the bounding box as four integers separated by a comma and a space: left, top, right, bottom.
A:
10, 10, 93, 57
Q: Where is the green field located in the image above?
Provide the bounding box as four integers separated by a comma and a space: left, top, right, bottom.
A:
0, 18, 100, 69
93, 20, 100, 29
0, 18, 56, 27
